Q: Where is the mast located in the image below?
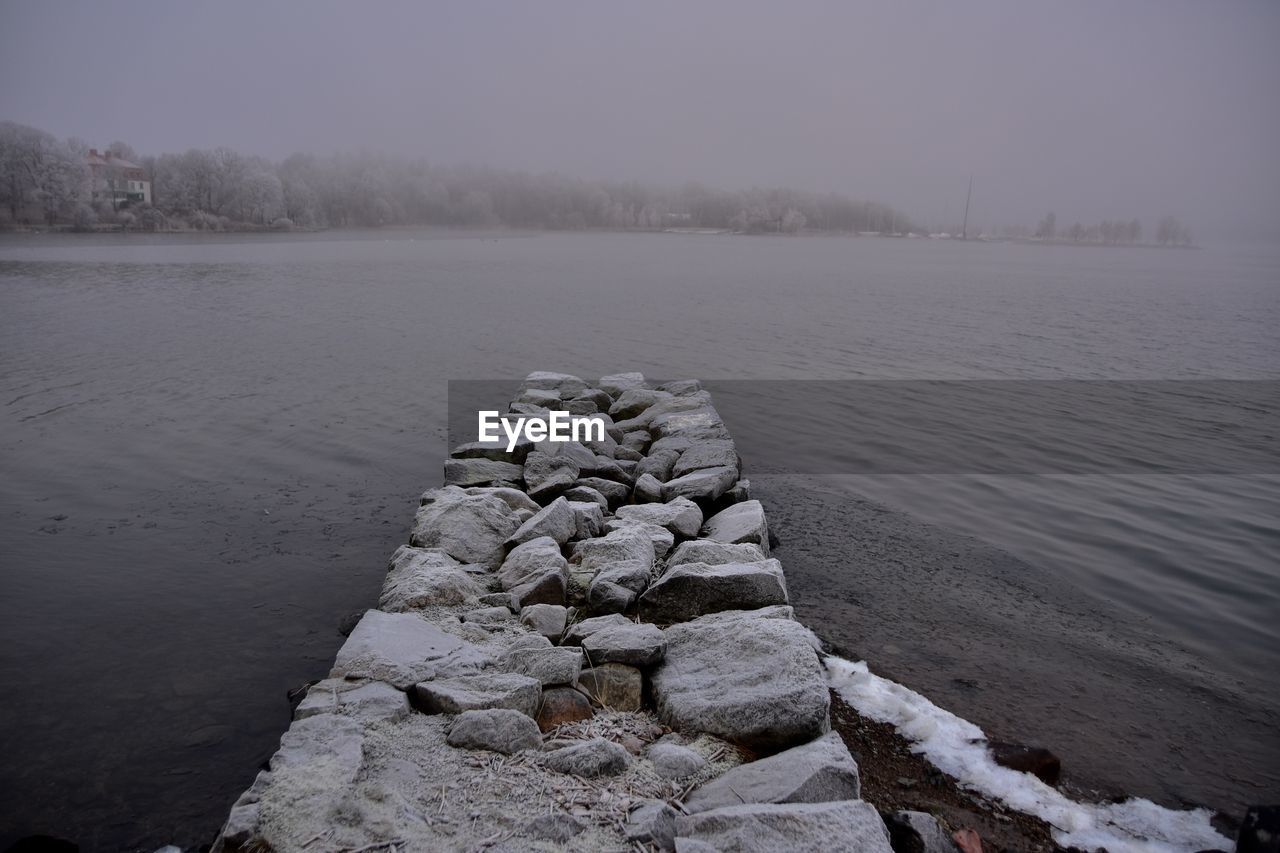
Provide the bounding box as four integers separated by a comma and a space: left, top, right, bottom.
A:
962, 175, 973, 241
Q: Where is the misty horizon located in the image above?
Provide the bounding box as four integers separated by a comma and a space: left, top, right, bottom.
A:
3, 1, 1278, 241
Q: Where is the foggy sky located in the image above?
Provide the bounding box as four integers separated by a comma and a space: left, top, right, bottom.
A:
2, 0, 1278, 239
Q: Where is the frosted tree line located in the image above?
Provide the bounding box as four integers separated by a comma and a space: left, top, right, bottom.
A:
0, 120, 915, 234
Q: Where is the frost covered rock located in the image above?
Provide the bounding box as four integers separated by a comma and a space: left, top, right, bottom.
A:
497, 536, 569, 608
446, 708, 543, 754
662, 466, 738, 504
331, 610, 488, 688
294, 678, 410, 723
212, 770, 271, 852
561, 613, 633, 646
672, 440, 739, 479
650, 612, 829, 750
462, 605, 516, 625
701, 500, 770, 555
615, 497, 704, 538
598, 372, 648, 398
639, 560, 788, 623
574, 476, 630, 509
523, 451, 580, 502
521, 371, 590, 397
578, 663, 643, 711
269, 714, 364, 781
587, 559, 653, 614
626, 800, 678, 851
410, 488, 520, 569
526, 811, 587, 843
563, 485, 609, 511
571, 528, 655, 573
683, 732, 860, 813
649, 741, 707, 779
505, 497, 576, 548
414, 672, 541, 717
673, 801, 892, 853
452, 438, 537, 465
580, 621, 666, 667
634, 473, 664, 503
604, 518, 675, 559
543, 737, 632, 777
636, 449, 680, 482
667, 539, 766, 568
520, 603, 569, 642
610, 388, 674, 420
566, 500, 605, 540
500, 644, 583, 686
380, 546, 485, 611
443, 457, 523, 488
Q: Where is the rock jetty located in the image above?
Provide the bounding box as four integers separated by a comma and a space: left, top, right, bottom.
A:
211, 372, 911, 852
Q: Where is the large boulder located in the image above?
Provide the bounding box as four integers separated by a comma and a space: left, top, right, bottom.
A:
673, 801, 892, 853
683, 732, 861, 813
614, 498, 704, 539
581, 621, 667, 667
603, 519, 675, 560
636, 449, 680, 482
505, 497, 576, 548
574, 477, 630, 509
639, 560, 788, 623
410, 488, 520, 569
443, 457, 523, 488
649, 612, 829, 750
701, 501, 770, 555
563, 485, 609, 511
662, 466, 738, 504
446, 708, 542, 755
667, 539, 766, 568
523, 452, 580, 502
543, 738, 632, 777
414, 672, 542, 717
610, 388, 674, 420
331, 610, 488, 688
571, 528, 655, 573
380, 546, 484, 611
671, 440, 739, 479
565, 500, 605, 540
497, 537, 569, 608
462, 486, 540, 513
633, 473, 664, 503
269, 714, 364, 781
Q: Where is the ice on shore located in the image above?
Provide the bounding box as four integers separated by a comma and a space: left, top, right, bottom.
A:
825, 657, 1231, 853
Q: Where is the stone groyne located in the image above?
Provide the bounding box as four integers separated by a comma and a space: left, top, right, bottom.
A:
212, 373, 942, 852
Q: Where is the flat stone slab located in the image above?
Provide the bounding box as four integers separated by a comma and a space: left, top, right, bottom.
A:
416, 672, 541, 716
674, 801, 893, 853
561, 613, 633, 646
661, 465, 738, 503
379, 546, 485, 611
443, 457, 524, 488
649, 612, 829, 751
500, 644, 583, 686
295, 679, 410, 723
580, 622, 667, 667
683, 731, 861, 813
671, 440, 739, 479
269, 714, 364, 782
639, 560, 788, 623
700, 500, 770, 555
446, 708, 543, 755
614, 498, 704, 539
331, 610, 488, 688
410, 488, 520, 569
571, 528, 655, 572
667, 539, 766, 568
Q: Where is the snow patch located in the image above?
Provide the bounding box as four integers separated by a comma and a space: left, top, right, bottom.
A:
825, 657, 1231, 852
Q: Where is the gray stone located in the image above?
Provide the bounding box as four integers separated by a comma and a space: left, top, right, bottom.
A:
561, 613, 633, 646
684, 732, 860, 813
673, 801, 892, 853
575, 476, 630, 509
532, 439, 598, 470
331, 610, 488, 688
650, 406, 731, 441
500, 644, 583, 686
462, 606, 515, 625
614, 445, 643, 462
410, 488, 520, 569
443, 457, 524, 487
701, 500, 770, 555
566, 500, 605, 540
451, 437, 536, 465
723, 478, 751, 505
610, 388, 674, 420
662, 466, 738, 503
587, 558, 653, 614
884, 811, 961, 853
295, 679, 410, 723
598, 372, 648, 398
380, 546, 485, 611
269, 714, 364, 782
581, 621, 667, 667
563, 485, 608, 511
213, 770, 271, 851
477, 592, 515, 610
521, 371, 590, 397
602, 519, 675, 559
649, 742, 707, 779
636, 449, 680, 482
640, 560, 788, 623
516, 387, 563, 407
650, 613, 829, 750
414, 672, 541, 717
505, 497, 576, 548
543, 737, 632, 777
672, 441, 739, 479
523, 451, 580, 501
621, 429, 653, 452
520, 603, 569, 642
634, 472, 664, 503
446, 708, 543, 755
527, 812, 587, 843
667, 539, 767, 568
583, 454, 634, 486
571, 388, 614, 412
626, 800, 679, 851
497, 537, 569, 608
615, 497, 704, 538
693, 605, 797, 625
657, 379, 702, 396
462, 486, 541, 514
578, 663, 643, 711
571, 528, 655, 572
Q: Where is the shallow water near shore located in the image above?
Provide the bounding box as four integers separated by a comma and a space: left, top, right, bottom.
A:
1, 230, 1277, 850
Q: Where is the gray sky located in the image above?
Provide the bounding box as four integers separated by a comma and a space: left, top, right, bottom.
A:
2, 0, 1278, 238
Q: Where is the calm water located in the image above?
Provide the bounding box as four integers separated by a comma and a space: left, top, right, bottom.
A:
1, 231, 1277, 850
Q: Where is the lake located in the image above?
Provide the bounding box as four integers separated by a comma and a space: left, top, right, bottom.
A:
1, 230, 1276, 850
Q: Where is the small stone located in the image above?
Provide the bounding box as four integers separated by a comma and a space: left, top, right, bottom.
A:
446, 708, 542, 754
462, 606, 515, 625
536, 686, 595, 731
561, 613, 633, 646
477, 592, 514, 610
988, 741, 1062, 784
577, 663, 643, 711
626, 800, 678, 851
520, 603, 569, 642
543, 737, 632, 777
526, 812, 587, 843
414, 672, 541, 716
500, 644, 583, 686
581, 621, 667, 667
885, 810, 961, 853
649, 742, 706, 778
574, 477, 630, 509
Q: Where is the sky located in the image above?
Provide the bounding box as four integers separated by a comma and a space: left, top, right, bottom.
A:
2, 0, 1278, 238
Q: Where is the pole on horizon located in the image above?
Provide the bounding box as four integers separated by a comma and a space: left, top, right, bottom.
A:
962, 175, 973, 241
